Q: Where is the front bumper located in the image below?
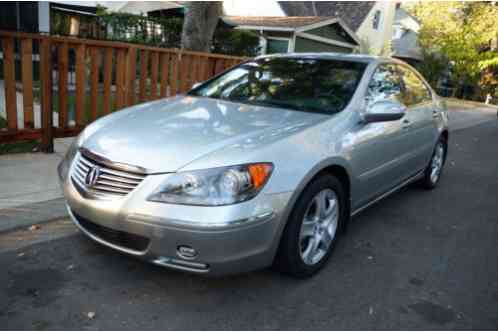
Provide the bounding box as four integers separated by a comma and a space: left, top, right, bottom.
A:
62, 161, 292, 276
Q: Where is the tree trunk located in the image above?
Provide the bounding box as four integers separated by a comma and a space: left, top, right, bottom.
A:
181, 2, 222, 52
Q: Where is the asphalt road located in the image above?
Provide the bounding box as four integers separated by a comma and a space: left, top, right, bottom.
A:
1, 113, 498, 330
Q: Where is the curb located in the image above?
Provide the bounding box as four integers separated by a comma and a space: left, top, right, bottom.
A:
0, 198, 68, 233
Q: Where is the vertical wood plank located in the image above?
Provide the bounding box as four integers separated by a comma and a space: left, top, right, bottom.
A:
159, 53, 169, 98
214, 59, 225, 75
57, 42, 68, 128
89, 47, 100, 121
102, 48, 112, 115
40, 38, 53, 152
126, 47, 136, 106
191, 55, 201, 84
169, 53, 178, 96
139, 49, 148, 102
75, 43, 86, 126
179, 54, 191, 92
210, 59, 217, 79
200, 57, 211, 81
115, 48, 126, 110
2, 37, 17, 130
21, 38, 34, 129
149, 51, 159, 100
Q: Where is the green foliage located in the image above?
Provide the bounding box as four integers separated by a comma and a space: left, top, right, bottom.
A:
0, 140, 39, 155
413, 50, 450, 88
51, 6, 259, 56
212, 28, 260, 57
51, 9, 106, 39
0, 115, 39, 154
96, 7, 259, 56
97, 8, 183, 48
410, 1, 498, 93
0, 115, 7, 129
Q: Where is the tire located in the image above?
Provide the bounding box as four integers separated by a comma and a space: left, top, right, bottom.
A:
274, 175, 347, 278
420, 135, 447, 189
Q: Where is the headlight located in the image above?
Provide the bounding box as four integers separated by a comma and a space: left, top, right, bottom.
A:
147, 163, 273, 206
57, 135, 81, 181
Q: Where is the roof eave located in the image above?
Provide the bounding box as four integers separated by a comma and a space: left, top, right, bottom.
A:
233, 25, 295, 32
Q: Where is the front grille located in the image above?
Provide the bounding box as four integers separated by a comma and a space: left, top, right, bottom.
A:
71, 152, 146, 198
75, 213, 150, 252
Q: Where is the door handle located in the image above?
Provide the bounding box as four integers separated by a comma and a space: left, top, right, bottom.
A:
402, 119, 411, 129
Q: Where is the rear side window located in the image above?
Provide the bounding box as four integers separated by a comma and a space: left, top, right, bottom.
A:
366, 64, 404, 105
398, 66, 432, 106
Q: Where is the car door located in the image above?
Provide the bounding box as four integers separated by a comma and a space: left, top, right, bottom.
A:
397, 65, 439, 172
350, 64, 413, 208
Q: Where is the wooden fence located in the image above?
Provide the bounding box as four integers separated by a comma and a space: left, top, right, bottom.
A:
0, 30, 245, 151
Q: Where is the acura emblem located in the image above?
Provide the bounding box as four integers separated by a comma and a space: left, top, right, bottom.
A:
85, 166, 100, 187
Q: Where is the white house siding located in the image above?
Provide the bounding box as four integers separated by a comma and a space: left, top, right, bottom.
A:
356, 1, 396, 55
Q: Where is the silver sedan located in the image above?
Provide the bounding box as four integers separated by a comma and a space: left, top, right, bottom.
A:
58, 53, 449, 277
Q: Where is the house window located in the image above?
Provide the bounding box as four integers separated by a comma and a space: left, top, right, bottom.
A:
373, 10, 381, 30
266, 38, 290, 54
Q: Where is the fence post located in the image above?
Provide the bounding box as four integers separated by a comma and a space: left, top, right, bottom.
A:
40, 37, 54, 153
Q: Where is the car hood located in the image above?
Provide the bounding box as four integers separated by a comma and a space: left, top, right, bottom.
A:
80, 96, 328, 173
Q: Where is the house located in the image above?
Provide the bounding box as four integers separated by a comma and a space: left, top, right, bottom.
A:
391, 4, 423, 65
221, 16, 360, 54
251, 1, 397, 56
0, 2, 50, 33
103, 1, 363, 54
0, 1, 101, 36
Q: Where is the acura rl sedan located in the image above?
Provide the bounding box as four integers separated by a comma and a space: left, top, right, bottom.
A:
58, 53, 449, 277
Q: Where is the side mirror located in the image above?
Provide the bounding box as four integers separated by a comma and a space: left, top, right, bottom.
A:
363, 100, 406, 123
192, 82, 202, 89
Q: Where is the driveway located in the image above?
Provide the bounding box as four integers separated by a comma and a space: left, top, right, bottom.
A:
0, 103, 497, 329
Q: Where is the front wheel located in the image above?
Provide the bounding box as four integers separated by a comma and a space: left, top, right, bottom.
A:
420, 136, 447, 189
274, 175, 346, 278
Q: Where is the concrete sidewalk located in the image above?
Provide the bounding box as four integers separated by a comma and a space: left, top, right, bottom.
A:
0, 138, 73, 210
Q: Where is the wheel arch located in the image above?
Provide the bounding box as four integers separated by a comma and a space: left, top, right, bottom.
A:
441, 129, 449, 142
272, 158, 353, 259
282, 158, 353, 223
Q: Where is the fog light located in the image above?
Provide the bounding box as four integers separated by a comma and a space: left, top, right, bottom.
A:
177, 245, 197, 259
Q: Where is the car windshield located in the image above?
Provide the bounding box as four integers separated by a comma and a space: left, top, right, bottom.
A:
188, 57, 367, 114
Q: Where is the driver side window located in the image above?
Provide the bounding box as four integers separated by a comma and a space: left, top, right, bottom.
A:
366, 64, 404, 106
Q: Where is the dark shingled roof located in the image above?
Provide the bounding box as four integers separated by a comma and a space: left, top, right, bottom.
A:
222, 16, 337, 29
278, 1, 375, 31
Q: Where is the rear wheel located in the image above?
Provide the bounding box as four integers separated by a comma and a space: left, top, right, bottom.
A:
420, 136, 447, 189
274, 175, 346, 278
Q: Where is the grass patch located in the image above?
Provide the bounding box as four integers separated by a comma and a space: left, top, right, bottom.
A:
0, 116, 7, 129
0, 140, 39, 155
0, 115, 39, 155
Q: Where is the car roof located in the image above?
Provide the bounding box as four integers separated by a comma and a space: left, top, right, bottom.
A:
254, 52, 399, 65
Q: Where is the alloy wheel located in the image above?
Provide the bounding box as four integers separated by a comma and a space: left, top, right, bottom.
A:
299, 189, 339, 266
430, 142, 445, 184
